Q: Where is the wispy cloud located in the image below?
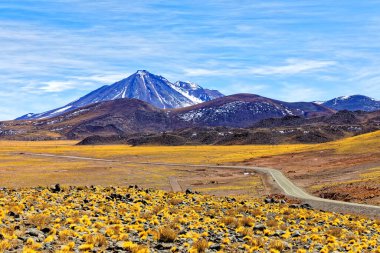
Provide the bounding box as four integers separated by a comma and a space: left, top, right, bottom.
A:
0, 0, 380, 119
183, 59, 336, 77
249, 59, 336, 75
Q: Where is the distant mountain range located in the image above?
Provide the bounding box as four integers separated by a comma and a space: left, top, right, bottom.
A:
170, 94, 333, 128
320, 95, 380, 112
17, 70, 224, 120
3, 94, 334, 140
7, 69, 380, 142
16, 70, 379, 121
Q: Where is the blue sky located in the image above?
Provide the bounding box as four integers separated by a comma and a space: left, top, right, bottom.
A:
1, 0, 380, 120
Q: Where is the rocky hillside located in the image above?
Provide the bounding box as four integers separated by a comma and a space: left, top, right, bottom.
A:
322, 95, 380, 112
170, 94, 333, 128
2, 94, 336, 140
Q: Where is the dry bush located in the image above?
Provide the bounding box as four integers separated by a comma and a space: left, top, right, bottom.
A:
84, 233, 107, 247
249, 208, 263, 216
58, 230, 77, 242
0, 240, 11, 252
327, 227, 343, 238
140, 211, 152, 219
239, 227, 253, 237
269, 239, 285, 251
239, 216, 254, 227
266, 219, 279, 228
247, 237, 265, 247
279, 223, 287, 231
168, 198, 183, 205
193, 239, 208, 253
152, 205, 164, 215
157, 226, 177, 242
27, 213, 51, 228
226, 209, 237, 216
131, 245, 149, 253
221, 216, 239, 228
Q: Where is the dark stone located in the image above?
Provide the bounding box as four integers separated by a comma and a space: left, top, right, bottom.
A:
26, 228, 42, 237
292, 231, 302, 237
264, 198, 274, 204
41, 227, 51, 234
300, 203, 313, 210
51, 184, 61, 193
253, 224, 266, 231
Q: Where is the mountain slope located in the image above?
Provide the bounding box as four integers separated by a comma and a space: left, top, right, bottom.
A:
4, 94, 335, 140
17, 70, 224, 120
170, 94, 334, 128
30, 98, 171, 139
322, 95, 380, 112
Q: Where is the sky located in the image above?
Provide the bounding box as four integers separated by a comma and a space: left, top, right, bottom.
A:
1, 0, 380, 120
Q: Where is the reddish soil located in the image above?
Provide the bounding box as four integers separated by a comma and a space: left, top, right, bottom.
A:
239, 150, 380, 205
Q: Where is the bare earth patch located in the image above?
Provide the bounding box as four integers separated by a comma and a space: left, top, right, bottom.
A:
240, 150, 380, 205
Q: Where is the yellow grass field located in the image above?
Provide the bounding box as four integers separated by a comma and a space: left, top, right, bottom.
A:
2, 130, 379, 164
0, 130, 378, 200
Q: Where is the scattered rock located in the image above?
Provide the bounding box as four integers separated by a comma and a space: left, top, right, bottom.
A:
25, 228, 43, 237
253, 224, 266, 231
51, 184, 61, 193
300, 203, 313, 210
292, 231, 302, 237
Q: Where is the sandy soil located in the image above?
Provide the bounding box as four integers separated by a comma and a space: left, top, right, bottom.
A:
240, 150, 380, 205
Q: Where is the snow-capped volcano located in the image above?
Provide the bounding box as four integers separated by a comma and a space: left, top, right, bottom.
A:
17, 70, 224, 120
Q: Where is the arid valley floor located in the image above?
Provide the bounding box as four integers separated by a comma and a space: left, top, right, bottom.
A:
0, 131, 379, 252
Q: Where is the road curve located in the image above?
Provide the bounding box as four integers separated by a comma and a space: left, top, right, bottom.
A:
23, 153, 380, 217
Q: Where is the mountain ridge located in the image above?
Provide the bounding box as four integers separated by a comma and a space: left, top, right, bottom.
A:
321, 95, 380, 112
17, 70, 224, 120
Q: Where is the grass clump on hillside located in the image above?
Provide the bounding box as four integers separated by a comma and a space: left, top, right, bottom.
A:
0, 186, 378, 252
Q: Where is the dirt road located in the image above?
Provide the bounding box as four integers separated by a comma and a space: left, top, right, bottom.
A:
24, 153, 380, 217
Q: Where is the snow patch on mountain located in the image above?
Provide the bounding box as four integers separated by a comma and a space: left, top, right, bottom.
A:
16, 70, 224, 120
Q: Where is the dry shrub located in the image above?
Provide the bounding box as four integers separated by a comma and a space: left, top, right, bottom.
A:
58, 230, 77, 242
239, 227, 253, 237
269, 239, 285, 251
168, 198, 183, 205
152, 205, 164, 215
249, 208, 263, 216
266, 219, 279, 228
279, 223, 287, 231
226, 209, 237, 216
27, 213, 51, 228
84, 233, 107, 247
0, 240, 11, 252
239, 216, 254, 227
221, 216, 239, 228
157, 226, 177, 242
282, 208, 291, 215
328, 227, 342, 237
131, 245, 149, 253
247, 237, 265, 247
193, 239, 208, 253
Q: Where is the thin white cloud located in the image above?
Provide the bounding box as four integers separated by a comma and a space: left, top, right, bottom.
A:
184, 59, 336, 77
38, 81, 78, 92
249, 59, 336, 75
183, 68, 225, 77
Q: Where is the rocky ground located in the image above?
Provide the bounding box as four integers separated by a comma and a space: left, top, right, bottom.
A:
0, 185, 379, 252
